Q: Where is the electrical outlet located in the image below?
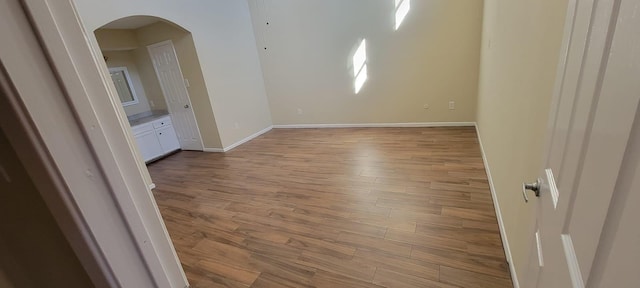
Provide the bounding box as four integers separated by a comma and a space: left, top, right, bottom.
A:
184, 78, 190, 88
149, 100, 155, 107
234, 122, 239, 129
297, 108, 303, 115
423, 104, 430, 110
449, 101, 455, 110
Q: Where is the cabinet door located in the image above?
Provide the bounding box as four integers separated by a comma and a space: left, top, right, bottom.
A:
156, 125, 180, 153
134, 130, 164, 162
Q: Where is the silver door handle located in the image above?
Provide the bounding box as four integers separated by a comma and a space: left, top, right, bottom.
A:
184, 104, 189, 108
522, 178, 542, 203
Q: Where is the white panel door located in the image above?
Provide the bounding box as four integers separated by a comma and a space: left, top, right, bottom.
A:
524, 0, 640, 287
147, 40, 203, 151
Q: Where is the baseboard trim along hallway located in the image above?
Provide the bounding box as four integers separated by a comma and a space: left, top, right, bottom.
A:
272, 122, 476, 129
204, 122, 476, 153
204, 126, 274, 153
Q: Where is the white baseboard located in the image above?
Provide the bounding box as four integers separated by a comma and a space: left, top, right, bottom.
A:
223, 126, 273, 152
272, 122, 476, 129
203, 123, 475, 153
475, 123, 519, 288
204, 125, 273, 153
148, 183, 156, 190
203, 148, 224, 153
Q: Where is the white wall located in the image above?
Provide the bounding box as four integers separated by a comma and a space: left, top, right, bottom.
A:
73, 0, 273, 148
249, 0, 483, 125
476, 0, 568, 283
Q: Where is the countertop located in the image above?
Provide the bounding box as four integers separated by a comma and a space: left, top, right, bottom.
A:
128, 110, 170, 127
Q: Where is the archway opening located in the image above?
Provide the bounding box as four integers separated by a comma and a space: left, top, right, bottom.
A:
94, 16, 222, 162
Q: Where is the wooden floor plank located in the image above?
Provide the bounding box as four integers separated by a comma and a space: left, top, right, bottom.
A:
297, 250, 377, 283
310, 271, 385, 288
148, 127, 512, 287
197, 259, 260, 287
353, 249, 440, 281
411, 246, 510, 279
372, 268, 458, 288
440, 265, 513, 288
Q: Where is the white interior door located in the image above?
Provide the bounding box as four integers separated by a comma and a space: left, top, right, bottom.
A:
524, 0, 640, 287
147, 40, 203, 151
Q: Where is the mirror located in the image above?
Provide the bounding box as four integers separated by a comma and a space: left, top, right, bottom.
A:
109, 67, 139, 106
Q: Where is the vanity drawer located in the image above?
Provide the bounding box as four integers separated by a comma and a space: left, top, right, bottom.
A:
152, 116, 172, 129
131, 123, 154, 136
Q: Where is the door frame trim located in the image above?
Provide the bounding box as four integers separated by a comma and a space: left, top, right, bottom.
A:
0, 50, 117, 288
13, 0, 188, 286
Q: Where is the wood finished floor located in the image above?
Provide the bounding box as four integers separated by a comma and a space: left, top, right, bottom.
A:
148, 127, 512, 288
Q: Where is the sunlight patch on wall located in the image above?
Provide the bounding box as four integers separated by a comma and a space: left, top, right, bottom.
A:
395, 0, 411, 30
353, 39, 368, 94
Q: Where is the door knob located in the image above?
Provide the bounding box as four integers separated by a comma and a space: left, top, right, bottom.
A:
522, 178, 542, 203
184, 104, 190, 108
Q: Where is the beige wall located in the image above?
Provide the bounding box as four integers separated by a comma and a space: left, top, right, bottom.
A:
102, 50, 152, 116
135, 22, 223, 149
74, 0, 273, 149
249, 0, 483, 125
94, 29, 137, 51
0, 128, 93, 288
132, 41, 167, 112
476, 0, 568, 282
